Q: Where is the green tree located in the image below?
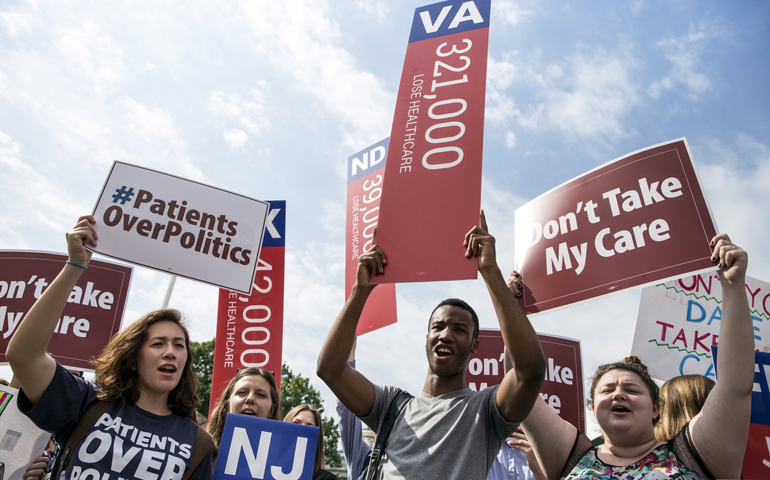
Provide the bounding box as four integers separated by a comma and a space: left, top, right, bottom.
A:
281, 363, 343, 468
190, 338, 215, 417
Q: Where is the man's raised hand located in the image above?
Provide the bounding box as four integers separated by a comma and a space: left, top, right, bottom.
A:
464, 209, 497, 272
355, 228, 387, 289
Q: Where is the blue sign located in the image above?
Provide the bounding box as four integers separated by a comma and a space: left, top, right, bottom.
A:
712, 346, 770, 425
262, 201, 286, 248
213, 414, 319, 480
409, 0, 491, 43
348, 138, 388, 184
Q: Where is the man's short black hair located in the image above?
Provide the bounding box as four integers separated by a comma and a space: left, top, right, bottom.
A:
429, 298, 479, 341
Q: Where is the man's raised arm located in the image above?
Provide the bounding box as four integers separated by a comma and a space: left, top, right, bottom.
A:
465, 211, 545, 422
316, 242, 385, 416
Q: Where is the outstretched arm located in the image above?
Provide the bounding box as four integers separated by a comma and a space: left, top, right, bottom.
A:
689, 234, 753, 478
317, 241, 384, 416
465, 210, 545, 422
501, 343, 577, 480
6, 216, 97, 404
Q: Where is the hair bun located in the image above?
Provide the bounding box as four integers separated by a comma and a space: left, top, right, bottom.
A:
621, 356, 649, 372
622, 355, 642, 364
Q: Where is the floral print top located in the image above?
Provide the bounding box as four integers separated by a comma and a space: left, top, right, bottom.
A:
565, 443, 703, 480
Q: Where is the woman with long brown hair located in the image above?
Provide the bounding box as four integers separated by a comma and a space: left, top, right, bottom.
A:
207, 367, 281, 448
655, 374, 716, 442
7, 215, 212, 480
284, 404, 337, 480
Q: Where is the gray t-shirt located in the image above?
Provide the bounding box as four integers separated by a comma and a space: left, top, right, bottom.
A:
360, 384, 519, 480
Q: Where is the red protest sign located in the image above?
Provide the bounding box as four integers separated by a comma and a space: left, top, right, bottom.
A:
515, 138, 717, 314
0, 251, 132, 371
743, 423, 770, 479
466, 328, 585, 431
374, 0, 491, 284
346, 138, 397, 335
210, 202, 285, 417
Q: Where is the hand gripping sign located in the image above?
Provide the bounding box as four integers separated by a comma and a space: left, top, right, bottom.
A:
374, 0, 491, 284
90, 162, 269, 294
211, 201, 286, 416
213, 414, 318, 480
466, 328, 585, 430
0, 251, 132, 370
712, 348, 770, 479
515, 138, 717, 314
631, 273, 770, 381
346, 139, 397, 335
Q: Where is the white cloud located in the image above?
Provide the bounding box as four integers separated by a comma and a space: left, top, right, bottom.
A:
321, 200, 346, 237
354, 0, 389, 22
696, 135, 770, 280
648, 22, 723, 101
505, 131, 516, 148
494, 1, 533, 27
0, 6, 37, 37
516, 48, 640, 141
240, 1, 393, 149
123, 97, 183, 144
0, 131, 87, 247
223, 129, 248, 149
207, 86, 270, 148
486, 54, 519, 124
55, 20, 124, 89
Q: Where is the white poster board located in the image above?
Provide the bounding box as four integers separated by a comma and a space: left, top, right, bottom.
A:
631, 273, 770, 380
90, 162, 269, 294
0, 386, 51, 480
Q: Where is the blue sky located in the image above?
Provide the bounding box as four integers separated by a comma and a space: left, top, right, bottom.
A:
1, 0, 769, 435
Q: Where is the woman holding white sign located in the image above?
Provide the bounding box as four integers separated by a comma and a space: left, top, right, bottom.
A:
510, 234, 752, 479
6, 215, 213, 480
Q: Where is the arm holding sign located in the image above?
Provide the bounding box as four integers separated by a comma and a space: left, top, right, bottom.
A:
6, 215, 96, 404
688, 234, 753, 479
317, 236, 383, 416
468, 211, 545, 423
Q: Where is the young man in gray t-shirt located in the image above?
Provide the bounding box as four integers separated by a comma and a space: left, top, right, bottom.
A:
317, 213, 546, 480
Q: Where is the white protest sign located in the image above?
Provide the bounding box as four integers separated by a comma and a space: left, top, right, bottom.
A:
90, 162, 269, 294
630, 273, 770, 381
0, 386, 51, 480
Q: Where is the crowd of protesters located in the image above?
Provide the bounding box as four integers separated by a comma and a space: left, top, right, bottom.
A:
2, 213, 754, 480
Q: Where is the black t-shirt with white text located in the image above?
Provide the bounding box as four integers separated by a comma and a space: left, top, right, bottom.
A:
19, 363, 212, 480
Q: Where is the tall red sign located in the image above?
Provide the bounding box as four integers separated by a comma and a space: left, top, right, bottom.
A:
210, 201, 285, 416
346, 138, 397, 335
466, 328, 585, 431
0, 251, 132, 371
374, 0, 491, 284
515, 138, 717, 314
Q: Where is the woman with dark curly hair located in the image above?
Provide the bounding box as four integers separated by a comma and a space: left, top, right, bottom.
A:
207, 367, 281, 449
7, 215, 212, 480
